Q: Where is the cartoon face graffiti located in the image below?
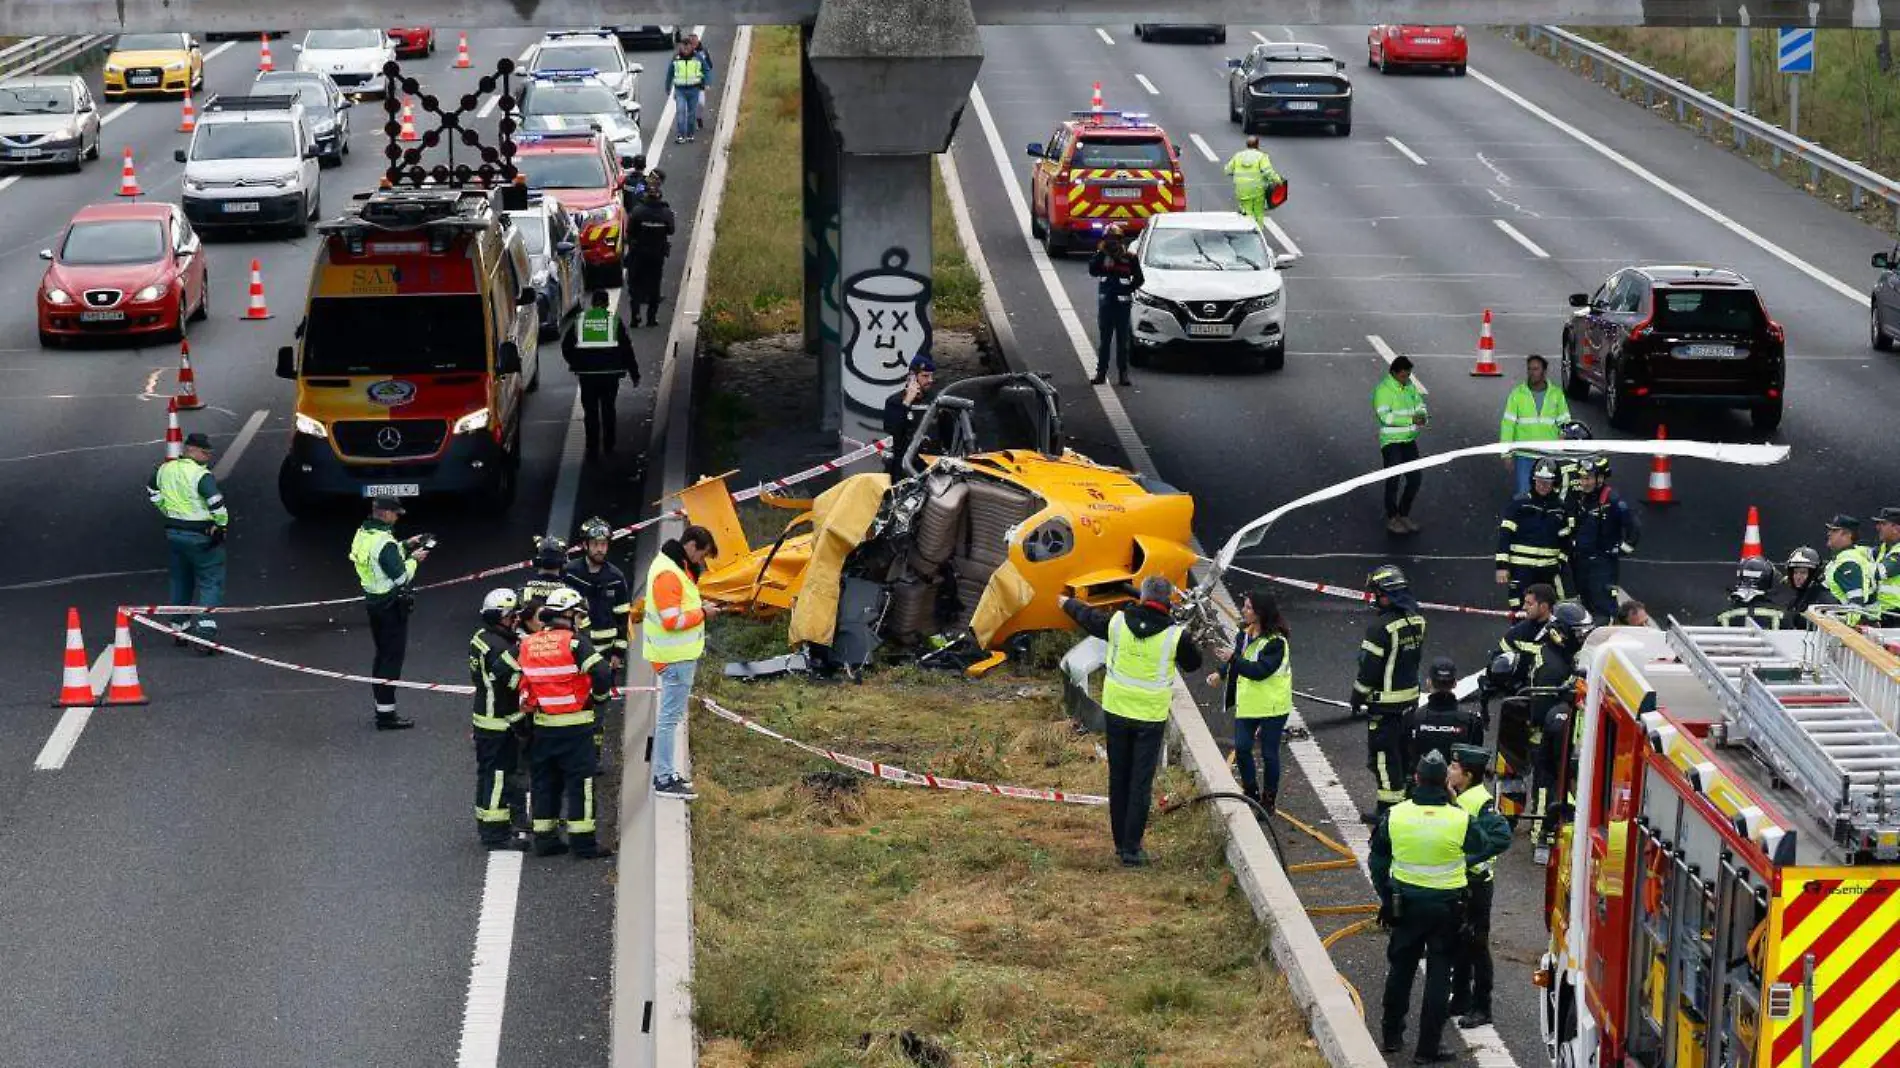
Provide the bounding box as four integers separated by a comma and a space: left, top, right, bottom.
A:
842, 247, 932, 413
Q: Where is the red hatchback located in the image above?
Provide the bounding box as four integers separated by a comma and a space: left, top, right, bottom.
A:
39, 203, 208, 347
1367, 25, 1467, 75
388, 27, 435, 58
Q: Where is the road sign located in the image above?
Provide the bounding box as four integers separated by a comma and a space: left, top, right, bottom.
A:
1777, 28, 1814, 74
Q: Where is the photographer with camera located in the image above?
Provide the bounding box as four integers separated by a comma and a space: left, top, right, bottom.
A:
1087, 223, 1144, 387
349, 496, 434, 732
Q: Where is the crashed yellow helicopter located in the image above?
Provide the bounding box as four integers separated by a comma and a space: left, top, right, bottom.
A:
669, 374, 1199, 672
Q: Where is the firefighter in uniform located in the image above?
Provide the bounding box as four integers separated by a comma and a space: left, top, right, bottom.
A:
1822, 515, 1877, 625
1872, 506, 1900, 626
1551, 419, 1594, 505
1782, 546, 1825, 628
470, 588, 530, 851
1405, 657, 1485, 772
1496, 458, 1573, 610
1222, 135, 1281, 230
1446, 744, 1512, 1031
562, 289, 641, 455
1716, 557, 1786, 629
566, 516, 632, 765
1353, 565, 1427, 824
1371, 751, 1485, 1063
350, 496, 430, 731
1525, 601, 1591, 865
519, 587, 616, 859
149, 431, 229, 643
1495, 582, 1556, 685
1568, 455, 1638, 620
520, 536, 578, 634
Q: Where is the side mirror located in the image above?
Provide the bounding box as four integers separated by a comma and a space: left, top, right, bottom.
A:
1226, 57, 1242, 69
555, 240, 577, 254
1875, 252, 1893, 270
292, 43, 304, 52
38, 248, 52, 261
517, 286, 537, 308
338, 99, 353, 110
174, 147, 188, 163
1025, 142, 1044, 158
275, 345, 296, 380
1276, 251, 1300, 268
304, 148, 321, 159
1567, 293, 1589, 308
78, 100, 94, 112
495, 341, 523, 376
1336, 59, 1347, 70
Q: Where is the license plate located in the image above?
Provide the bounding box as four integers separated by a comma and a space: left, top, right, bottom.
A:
1284, 100, 1320, 112
222, 201, 260, 214
1100, 187, 1143, 200
7, 148, 42, 159
79, 310, 125, 322
130, 75, 160, 86
1411, 37, 1443, 44
362, 483, 421, 498
1188, 323, 1235, 337
1675, 343, 1739, 360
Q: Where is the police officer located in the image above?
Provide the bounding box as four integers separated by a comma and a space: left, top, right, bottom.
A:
1496, 458, 1573, 610
1525, 601, 1591, 865
350, 496, 430, 731
1061, 576, 1202, 866
1782, 546, 1825, 627
519, 587, 616, 858
1822, 515, 1877, 625
1087, 223, 1143, 386
1716, 557, 1786, 629
1372, 751, 1485, 1063
562, 290, 641, 456
564, 517, 632, 671
1353, 564, 1427, 824
1222, 135, 1281, 230
1405, 657, 1485, 772
1569, 455, 1639, 620
520, 535, 575, 634
1447, 744, 1512, 1031
148, 431, 228, 644
624, 182, 676, 328
882, 354, 935, 479
470, 588, 530, 851
1872, 506, 1900, 625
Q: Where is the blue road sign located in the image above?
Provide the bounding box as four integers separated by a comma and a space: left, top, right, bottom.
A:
1778, 28, 1815, 74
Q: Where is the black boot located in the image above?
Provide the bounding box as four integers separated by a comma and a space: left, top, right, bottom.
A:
1380, 1031, 1404, 1054
534, 833, 569, 857
570, 834, 614, 859
482, 829, 530, 851
375, 710, 415, 731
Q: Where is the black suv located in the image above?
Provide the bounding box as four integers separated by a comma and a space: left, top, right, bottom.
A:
1561, 266, 1785, 432
1226, 43, 1352, 136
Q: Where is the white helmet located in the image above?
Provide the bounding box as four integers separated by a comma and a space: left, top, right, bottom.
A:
481, 587, 519, 624
542, 587, 585, 618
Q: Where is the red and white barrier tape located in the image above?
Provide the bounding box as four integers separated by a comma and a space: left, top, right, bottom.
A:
1215, 560, 1518, 620
731, 437, 890, 502
696, 694, 1109, 806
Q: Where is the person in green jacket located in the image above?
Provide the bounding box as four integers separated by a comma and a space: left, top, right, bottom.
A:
1223, 136, 1281, 229
1499, 354, 1571, 496
1373, 356, 1428, 534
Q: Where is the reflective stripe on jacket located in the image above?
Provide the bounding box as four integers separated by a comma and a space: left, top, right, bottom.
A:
1498, 382, 1570, 453
1387, 800, 1471, 891
1825, 545, 1876, 623
1223, 148, 1278, 196
1454, 784, 1498, 880
469, 628, 523, 730
519, 628, 599, 727
1102, 612, 1183, 723
350, 525, 412, 597
151, 457, 227, 526
1372, 374, 1427, 446
643, 552, 705, 664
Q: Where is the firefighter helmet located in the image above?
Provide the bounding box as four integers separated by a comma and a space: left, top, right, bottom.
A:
1784, 546, 1822, 573
579, 516, 613, 542
1584, 454, 1612, 478
1366, 564, 1410, 597
1531, 458, 1560, 484
1735, 556, 1778, 595
541, 587, 585, 619
533, 535, 567, 570
481, 587, 518, 624
1558, 420, 1593, 441
1546, 600, 1594, 648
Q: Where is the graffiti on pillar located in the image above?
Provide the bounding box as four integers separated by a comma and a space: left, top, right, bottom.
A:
819, 203, 842, 353
841, 247, 932, 414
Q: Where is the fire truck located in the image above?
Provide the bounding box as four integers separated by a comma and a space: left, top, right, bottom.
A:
1026, 110, 1187, 255
1540, 611, 1900, 1068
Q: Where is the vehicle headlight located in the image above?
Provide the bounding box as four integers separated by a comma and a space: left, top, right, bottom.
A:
52, 124, 77, 141
132, 284, 167, 302
45, 288, 72, 304
1133, 290, 1168, 309
105, 63, 122, 74
314, 120, 337, 135
452, 408, 492, 434
183, 176, 206, 192
270, 171, 300, 187
1241, 290, 1283, 314
294, 412, 329, 438
580, 205, 617, 227
165, 61, 187, 71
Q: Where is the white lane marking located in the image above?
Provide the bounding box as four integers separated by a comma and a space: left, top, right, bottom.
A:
1251, 30, 1272, 45
455, 849, 525, 1068
1187, 132, 1220, 163
0, 439, 163, 464
0, 568, 165, 592
1385, 135, 1427, 166
35, 650, 114, 771
1469, 67, 1869, 309
1134, 73, 1160, 95
203, 40, 239, 62
1368, 333, 1427, 394
213, 409, 269, 479
546, 390, 587, 542
1494, 218, 1551, 259
1095, 27, 1116, 46
0, 174, 19, 195
99, 102, 137, 127
1264, 217, 1301, 258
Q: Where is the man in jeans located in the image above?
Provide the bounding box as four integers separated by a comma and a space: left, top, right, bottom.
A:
642, 524, 721, 799
1372, 355, 1429, 534
664, 38, 707, 145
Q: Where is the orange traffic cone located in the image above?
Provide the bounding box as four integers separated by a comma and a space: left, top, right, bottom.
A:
258, 33, 275, 72
244, 258, 272, 320
164, 396, 183, 460
53, 607, 96, 707
116, 146, 142, 197
179, 85, 197, 133
100, 609, 149, 706
1741, 506, 1764, 560
399, 98, 419, 142
1646, 424, 1675, 505
1471, 308, 1501, 376
175, 340, 204, 410
1090, 81, 1104, 111
454, 32, 473, 69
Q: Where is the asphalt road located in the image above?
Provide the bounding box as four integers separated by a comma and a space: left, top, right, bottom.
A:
951, 22, 1899, 1067
0, 26, 727, 1067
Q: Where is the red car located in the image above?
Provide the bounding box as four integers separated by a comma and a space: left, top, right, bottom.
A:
513, 131, 629, 289
38, 203, 208, 347
388, 27, 435, 59
1367, 25, 1467, 75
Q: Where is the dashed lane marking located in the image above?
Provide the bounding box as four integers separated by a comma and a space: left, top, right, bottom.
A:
455, 850, 525, 1068
1367, 333, 1427, 394
34, 649, 113, 771
1251, 30, 1272, 45
1187, 132, 1220, 163
98, 102, 136, 127
1385, 135, 1427, 166
1264, 217, 1301, 258
203, 40, 239, 62
1095, 27, 1116, 46
214, 409, 269, 479
1494, 219, 1551, 259
1134, 73, 1159, 95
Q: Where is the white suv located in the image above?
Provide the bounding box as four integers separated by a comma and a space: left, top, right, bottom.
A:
175, 95, 322, 237
1131, 211, 1290, 371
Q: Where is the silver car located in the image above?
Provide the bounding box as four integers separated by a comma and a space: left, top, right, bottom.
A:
0, 76, 101, 171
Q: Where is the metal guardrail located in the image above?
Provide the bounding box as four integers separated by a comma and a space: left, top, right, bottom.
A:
1509, 25, 1900, 226
0, 35, 113, 80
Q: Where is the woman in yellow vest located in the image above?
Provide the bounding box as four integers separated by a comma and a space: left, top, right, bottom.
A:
1207, 590, 1292, 813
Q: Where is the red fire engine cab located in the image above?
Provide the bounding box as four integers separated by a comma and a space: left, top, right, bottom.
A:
1025, 110, 1186, 256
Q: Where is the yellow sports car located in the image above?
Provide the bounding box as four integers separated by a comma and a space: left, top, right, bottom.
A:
102, 33, 205, 99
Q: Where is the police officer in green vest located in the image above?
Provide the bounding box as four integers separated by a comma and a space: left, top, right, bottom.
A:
349, 496, 432, 731
1206, 589, 1292, 813
1822, 514, 1877, 625
1222, 135, 1282, 229
561, 289, 640, 456
1872, 506, 1900, 625
1446, 744, 1511, 1031
1062, 576, 1202, 867
148, 432, 228, 644
1371, 750, 1486, 1063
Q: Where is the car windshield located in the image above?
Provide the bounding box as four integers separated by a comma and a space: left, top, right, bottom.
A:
304, 29, 382, 50
60, 220, 164, 266
191, 121, 298, 160
515, 151, 608, 189
1655, 288, 1766, 333
523, 83, 621, 116
259, 79, 330, 111
303, 296, 488, 375
534, 45, 624, 72
1144, 227, 1271, 271
1070, 137, 1169, 169
0, 85, 74, 114
115, 33, 187, 51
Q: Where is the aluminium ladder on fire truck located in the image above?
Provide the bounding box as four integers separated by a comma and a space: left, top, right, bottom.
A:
1667, 621, 1900, 861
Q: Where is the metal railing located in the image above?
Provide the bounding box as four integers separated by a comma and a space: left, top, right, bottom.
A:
0, 35, 113, 80
1508, 25, 1900, 226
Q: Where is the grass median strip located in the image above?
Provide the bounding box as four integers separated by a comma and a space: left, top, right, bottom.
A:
692, 619, 1330, 1068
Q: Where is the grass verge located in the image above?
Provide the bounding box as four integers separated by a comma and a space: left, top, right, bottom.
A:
701, 25, 981, 351
691, 618, 1331, 1068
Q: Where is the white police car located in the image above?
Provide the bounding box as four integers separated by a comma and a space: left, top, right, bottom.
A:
517, 71, 643, 165
525, 31, 642, 112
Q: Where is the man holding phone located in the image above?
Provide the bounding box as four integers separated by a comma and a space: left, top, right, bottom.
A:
349, 496, 433, 732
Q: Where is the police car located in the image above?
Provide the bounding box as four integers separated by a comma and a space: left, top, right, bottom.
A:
524, 31, 642, 111
516, 70, 643, 165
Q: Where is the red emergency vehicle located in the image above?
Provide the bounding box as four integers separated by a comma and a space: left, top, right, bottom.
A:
1025, 110, 1186, 256
1541, 613, 1900, 1068
511, 130, 628, 289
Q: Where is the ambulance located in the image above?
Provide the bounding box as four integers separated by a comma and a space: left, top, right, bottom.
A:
275, 184, 542, 516
1025, 110, 1187, 256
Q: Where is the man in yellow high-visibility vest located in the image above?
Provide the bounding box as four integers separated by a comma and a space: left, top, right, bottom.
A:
1498, 354, 1571, 496
642, 524, 722, 800
1223, 135, 1281, 229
